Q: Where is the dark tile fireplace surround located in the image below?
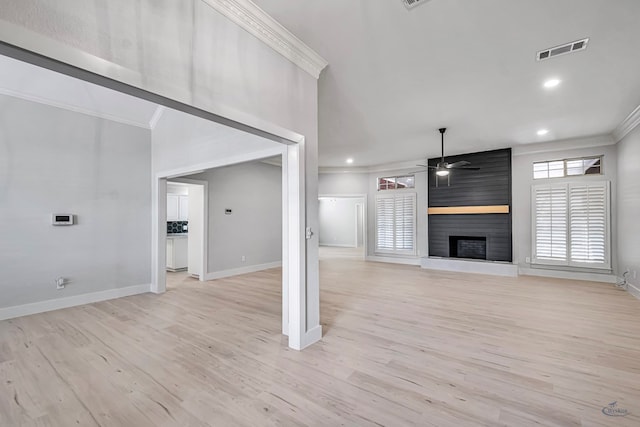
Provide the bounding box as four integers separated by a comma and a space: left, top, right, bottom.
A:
428, 148, 512, 263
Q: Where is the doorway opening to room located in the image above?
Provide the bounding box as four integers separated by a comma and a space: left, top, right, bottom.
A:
318, 195, 367, 260
164, 180, 207, 288
0, 44, 310, 349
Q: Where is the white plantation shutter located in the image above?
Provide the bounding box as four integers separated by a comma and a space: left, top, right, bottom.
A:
532, 181, 610, 269
375, 193, 416, 254
533, 185, 568, 263
569, 183, 608, 267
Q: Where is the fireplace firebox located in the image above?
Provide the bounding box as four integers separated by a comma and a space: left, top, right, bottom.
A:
449, 236, 487, 260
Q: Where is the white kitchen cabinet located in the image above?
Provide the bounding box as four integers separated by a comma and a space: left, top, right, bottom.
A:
167, 194, 188, 221
166, 236, 188, 271
179, 195, 189, 220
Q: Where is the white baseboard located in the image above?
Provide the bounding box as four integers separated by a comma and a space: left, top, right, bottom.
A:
519, 267, 617, 283
0, 284, 151, 321
628, 282, 640, 300
365, 255, 421, 266
421, 257, 518, 277
204, 261, 282, 281
301, 324, 323, 350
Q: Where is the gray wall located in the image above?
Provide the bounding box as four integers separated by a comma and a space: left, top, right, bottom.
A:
0, 95, 151, 308
512, 141, 617, 273
319, 197, 364, 247
190, 161, 282, 273
319, 170, 428, 260
617, 126, 640, 291
1, 0, 322, 332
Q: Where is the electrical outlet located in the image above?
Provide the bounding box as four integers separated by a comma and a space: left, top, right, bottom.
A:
55, 277, 65, 290
241, 256, 246, 262
525, 257, 531, 263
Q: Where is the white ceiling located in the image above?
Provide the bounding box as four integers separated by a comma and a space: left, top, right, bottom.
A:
252, 0, 640, 167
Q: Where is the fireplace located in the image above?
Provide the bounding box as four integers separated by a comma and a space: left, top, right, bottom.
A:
449, 236, 487, 260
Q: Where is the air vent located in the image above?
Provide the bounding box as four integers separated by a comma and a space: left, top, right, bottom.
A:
402, 0, 428, 10
536, 38, 589, 61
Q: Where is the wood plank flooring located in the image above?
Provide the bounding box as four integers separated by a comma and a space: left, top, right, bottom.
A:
1, 249, 640, 426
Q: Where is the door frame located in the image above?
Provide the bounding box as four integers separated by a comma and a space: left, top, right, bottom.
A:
318, 194, 367, 257
166, 178, 208, 280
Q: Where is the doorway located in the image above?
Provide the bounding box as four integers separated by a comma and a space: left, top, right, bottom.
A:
0, 45, 314, 350
164, 179, 207, 287
318, 195, 367, 259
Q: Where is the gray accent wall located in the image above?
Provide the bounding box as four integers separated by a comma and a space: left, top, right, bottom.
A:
616, 126, 640, 293
428, 148, 512, 262
0, 95, 151, 308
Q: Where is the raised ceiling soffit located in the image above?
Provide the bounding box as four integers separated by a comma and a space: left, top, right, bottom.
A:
201, 0, 328, 79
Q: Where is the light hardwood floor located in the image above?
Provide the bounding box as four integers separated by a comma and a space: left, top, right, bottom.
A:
1, 251, 640, 426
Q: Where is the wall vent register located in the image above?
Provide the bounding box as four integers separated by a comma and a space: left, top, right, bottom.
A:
401, 0, 429, 10
537, 38, 589, 61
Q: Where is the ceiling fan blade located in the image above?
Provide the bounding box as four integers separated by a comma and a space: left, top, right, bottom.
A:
446, 160, 471, 168
450, 166, 480, 170
409, 170, 429, 174
416, 164, 437, 169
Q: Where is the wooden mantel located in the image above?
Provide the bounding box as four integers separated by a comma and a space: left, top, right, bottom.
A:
428, 205, 510, 215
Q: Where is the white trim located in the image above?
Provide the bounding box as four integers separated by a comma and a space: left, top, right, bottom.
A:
168, 178, 209, 282
422, 257, 518, 277
303, 325, 323, 348
519, 267, 616, 283
203, 261, 282, 281
320, 243, 357, 248
149, 105, 166, 129
366, 255, 421, 266
628, 282, 640, 300
613, 104, 640, 142
200, 0, 328, 79
0, 86, 153, 129
512, 134, 615, 156
0, 284, 150, 321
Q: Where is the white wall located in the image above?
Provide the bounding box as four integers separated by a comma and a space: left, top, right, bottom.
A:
616, 126, 640, 296
319, 197, 364, 247
0, 95, 151, 309
190, 161, 282, 274
319, 173, 369, 195
512, 140, 617, 278
0, 0, 322, 339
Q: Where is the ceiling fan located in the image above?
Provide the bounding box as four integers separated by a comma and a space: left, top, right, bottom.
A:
416, 128, 479, 177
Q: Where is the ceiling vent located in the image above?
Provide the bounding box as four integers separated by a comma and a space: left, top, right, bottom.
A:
402, 0, 428, 10
537, 38, 589, 61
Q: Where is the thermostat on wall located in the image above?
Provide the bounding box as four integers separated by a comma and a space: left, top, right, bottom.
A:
52, 214, 74, 225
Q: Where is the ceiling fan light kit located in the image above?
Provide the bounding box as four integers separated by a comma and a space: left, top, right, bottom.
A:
415, 127, 480, 186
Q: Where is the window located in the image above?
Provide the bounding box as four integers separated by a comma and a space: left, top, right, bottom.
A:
378, 175, 415, 190
533, 156, 602, 179
375, 193, 416, 255
532, 181, 610, 269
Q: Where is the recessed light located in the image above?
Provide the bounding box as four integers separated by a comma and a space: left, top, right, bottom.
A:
346, 158, 354, 164
537, 129, 549, 136
543, 78, 561, 89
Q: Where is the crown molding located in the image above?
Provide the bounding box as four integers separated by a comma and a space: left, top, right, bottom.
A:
613, 104, 640, 142
319, 159, 424, 175
512, 134, 615, 156
201, 0, 328, 79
